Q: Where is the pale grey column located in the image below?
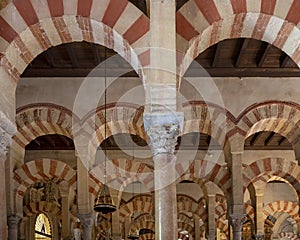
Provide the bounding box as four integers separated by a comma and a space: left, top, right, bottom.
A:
207, 194, 216, 240
7, 215, 21, 240
145, 113, 183, 240
0, 115, 16, 240
78, 214, 94, 240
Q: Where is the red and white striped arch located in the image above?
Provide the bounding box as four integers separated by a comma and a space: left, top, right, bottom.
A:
178, 222, 195, 239
178, 212, 193, 225
139, 233, 155, 240
0, 0, 149, 84
177, 195, 207, 221
14, 158, 76, 215
89, 159, 153, 198
119, 195, 153, 223
177, 0, 300, 78
237, 102, 300, 147
216, 215, 229, 236
182, 101, 236, 151
11, 104, 77, 166
178, 159, 231, 196
263, 201, 300, 223
244, 202, 255, 222
130, 219, 155, 233
243, 157, 300, 195
81, 103, 146, 163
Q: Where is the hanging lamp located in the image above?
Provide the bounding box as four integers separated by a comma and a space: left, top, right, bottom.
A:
94, 47, 116, 215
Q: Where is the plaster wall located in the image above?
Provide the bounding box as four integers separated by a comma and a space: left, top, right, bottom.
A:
17, 77, 300, 118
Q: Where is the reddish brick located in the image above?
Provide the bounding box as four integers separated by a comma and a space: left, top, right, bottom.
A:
176, 12, 199, 41
102, 0, 128, 28
77, 0, 93, 17
286, 0, 300, 25
231, 13, 247, 38
13, 0, 39, 26
47, 0, 64, 17
261, 0, 276, 15
0, 16, 18, 43
252, 14, 271, 40
123, 15, 149, 45
230, 0, 247, 14
194, 0, 221, 24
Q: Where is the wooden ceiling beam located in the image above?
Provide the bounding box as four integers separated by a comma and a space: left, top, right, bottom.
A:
90, 43, 102, 66
211, 42, 222, 67
280, 53, 290, 68
235, 38, 250, 67
22, 66, 300, 78
257, 43, 272, 67
278, 136, 286, 146
44, 135, 56, 147
264, 132, 276, 146
66, 44, 80, 68
250, 132, 262, 146
58, 134, 72, 147
45, 50, 57, 68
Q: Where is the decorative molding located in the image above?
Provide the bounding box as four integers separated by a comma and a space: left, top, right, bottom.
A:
146, 124, 180, 155
0, 111, 16, 159
229, 214, 246, 232
78, 214, 94, 229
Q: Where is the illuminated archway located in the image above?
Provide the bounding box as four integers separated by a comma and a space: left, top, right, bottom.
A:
34, 213, 52, 240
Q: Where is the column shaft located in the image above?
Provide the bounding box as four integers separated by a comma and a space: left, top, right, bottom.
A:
194, 215, 201, 240
7, 215, 20, 240
255, 193, 264, 235
154, 153, 177, 240
0, 158, 7, 239
78, 214, 93, 240
207, 195, 216, 239
61, 195, 71, 239
77, 157, 90, 214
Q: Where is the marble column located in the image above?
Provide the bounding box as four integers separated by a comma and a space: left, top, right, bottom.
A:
229, 214, 246, 240
110, 189, 121, 240
146, 122, 182, 240
7, 215, 21, 240
255, 188, 264, 239
229, 146, 246, 240
78, 214, 94, 240
111, 211, 122, 240
60, 185, 71, 240
207, 194, 216, 240
194, 215, 201, 240
0, 117, 16, 240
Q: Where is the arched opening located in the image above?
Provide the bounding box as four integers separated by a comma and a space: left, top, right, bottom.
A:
34, 213, 52, 240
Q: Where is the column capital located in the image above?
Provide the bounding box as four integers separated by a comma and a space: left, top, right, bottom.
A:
229, 214, 246, 232
7, 215, 21, 226
146, 123, 180, 155
0, 112, 16, 160
77, 214, 94, 229
253, 234, 264, 240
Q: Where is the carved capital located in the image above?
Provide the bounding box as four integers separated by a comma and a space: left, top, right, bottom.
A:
0, 112, 16, 160
7, 215, 21, 228
78, 214, 94, 229
147, 124, 180, 155
253, 234, 264, 240
229, 214, 246, 232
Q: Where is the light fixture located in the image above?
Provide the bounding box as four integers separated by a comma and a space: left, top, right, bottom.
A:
94, 47, 116, 214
